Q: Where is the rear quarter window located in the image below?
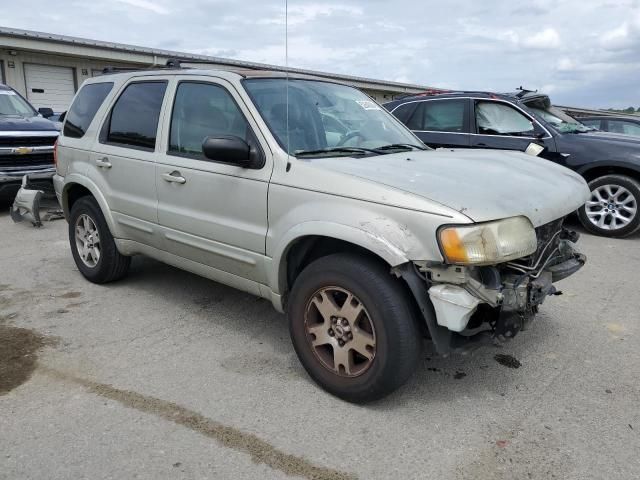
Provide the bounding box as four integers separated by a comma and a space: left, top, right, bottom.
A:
63, 82, 114, 138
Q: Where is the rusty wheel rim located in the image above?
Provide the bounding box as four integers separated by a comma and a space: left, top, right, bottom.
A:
304, 286, 376, 377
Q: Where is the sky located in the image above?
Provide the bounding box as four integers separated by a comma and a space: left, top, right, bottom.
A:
3, 0, 640, 108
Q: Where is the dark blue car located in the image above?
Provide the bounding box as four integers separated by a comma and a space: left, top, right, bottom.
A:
385, 90, 640, 238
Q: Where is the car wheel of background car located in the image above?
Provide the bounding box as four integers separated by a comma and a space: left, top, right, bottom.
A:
288, 253, 422, 403
578, 174, 640, 238
69, 196, 131, 283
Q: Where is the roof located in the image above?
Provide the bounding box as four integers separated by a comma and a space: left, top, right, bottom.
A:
384, 89, 551, 106
87, 67, 345, 86
0, 26, 434, 93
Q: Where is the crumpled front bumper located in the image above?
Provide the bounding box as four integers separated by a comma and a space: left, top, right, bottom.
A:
9, 174, 50, 227
398, 226, 586, 355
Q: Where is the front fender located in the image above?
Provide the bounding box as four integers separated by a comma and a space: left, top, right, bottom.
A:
269, 220, 411, 294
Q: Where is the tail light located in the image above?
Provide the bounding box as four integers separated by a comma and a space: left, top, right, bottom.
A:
53, 139, 58, 167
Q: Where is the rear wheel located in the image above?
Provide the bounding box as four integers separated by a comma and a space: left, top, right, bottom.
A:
578, 174, 640, 238
288, 253, 422, 403
69, 196, 130, 283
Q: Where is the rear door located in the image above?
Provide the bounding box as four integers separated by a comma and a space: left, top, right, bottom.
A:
155, 76, 272, 284
391, 99, 471, 148
87, 78, 169, 247
470, 99, 554, 152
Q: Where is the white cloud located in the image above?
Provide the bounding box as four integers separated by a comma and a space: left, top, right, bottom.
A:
114, 0, 170, 15
3, 0, 640, 107
556, 57, 576, 72
522, 27, 560, 49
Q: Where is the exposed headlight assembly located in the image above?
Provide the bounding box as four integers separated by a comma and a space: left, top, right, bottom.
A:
438, 216, 537, 265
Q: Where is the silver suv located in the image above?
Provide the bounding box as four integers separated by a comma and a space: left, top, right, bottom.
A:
54, 67, 589, 402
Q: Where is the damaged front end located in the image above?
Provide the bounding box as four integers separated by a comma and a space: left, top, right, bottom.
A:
399, 219, 585, 355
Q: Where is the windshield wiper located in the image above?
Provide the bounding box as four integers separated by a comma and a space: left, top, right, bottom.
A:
376, 143, 427, 151
295, 147, 382, 157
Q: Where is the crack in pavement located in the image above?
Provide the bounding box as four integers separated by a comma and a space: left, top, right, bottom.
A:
39, 366, 357, 480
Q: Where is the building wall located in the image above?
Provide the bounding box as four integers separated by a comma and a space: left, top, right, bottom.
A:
0, 50, 140, 97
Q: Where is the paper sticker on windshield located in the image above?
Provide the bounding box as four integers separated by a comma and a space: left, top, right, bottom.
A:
0, 90, 17, 95
356, 100, 380, 111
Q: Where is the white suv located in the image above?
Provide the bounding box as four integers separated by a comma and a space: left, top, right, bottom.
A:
54, 66, 589, 402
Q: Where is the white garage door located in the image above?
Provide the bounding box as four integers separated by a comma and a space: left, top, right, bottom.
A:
24, 64, 76, 112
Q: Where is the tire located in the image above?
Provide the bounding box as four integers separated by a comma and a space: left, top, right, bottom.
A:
68, 196, 130, 283
578, 174, 640, 238
288, 253, 422, 403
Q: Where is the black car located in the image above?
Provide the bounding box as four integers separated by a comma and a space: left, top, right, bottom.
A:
0, 83, 59, 201
580, 115, 640, 138
384, 90, 640, 238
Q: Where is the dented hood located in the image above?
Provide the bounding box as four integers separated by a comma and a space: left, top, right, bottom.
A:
310, 148, 590, 227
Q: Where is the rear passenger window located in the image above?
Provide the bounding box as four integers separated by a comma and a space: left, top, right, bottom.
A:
407, 100, 467, 132
64, 82, 113, 138
169, 82, 249, 159
106, 81, 167, 150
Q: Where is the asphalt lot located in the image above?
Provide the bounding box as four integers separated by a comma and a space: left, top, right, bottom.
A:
1, 203, 639, 480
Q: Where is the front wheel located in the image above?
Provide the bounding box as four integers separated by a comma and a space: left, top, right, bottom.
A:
288, 253, 422, 403
578, 174, 640, 238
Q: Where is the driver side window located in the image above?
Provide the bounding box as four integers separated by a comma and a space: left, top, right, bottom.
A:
169, 82, 249, 159
475, 101, 534, 136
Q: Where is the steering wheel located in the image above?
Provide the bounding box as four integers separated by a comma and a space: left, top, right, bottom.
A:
337, 130, 365, 147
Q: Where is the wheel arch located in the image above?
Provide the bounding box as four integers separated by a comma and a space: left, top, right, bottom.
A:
270, 222, 411, 300
578, 162, 640, 183
61, 175, 119, 236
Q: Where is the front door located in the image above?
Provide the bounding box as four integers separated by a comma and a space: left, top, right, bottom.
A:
470, 99, 555, 153
156, 77, 272, 284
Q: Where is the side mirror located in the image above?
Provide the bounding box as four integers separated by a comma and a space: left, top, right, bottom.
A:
38, 107, 54, 118
202, 135, 254, 167
58, 111, 67, 122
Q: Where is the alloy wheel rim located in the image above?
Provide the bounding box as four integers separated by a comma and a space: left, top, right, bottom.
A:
585, 184, 637, 230
75, 214, 101, 268
304, 286, 376, 377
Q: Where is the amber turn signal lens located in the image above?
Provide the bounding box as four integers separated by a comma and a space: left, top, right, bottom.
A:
439, 228, 469, 264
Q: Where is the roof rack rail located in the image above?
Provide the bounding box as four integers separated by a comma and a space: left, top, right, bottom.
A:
100, 58, 239, 76
101, 58, 188, 75
396, 88, 453, 100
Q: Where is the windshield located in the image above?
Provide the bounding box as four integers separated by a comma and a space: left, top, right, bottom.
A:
524, 97, 593, 133
0, 89, 37, 117
243, 78, 423, 156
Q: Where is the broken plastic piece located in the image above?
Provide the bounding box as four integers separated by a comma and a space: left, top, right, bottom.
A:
428, 284, 481, 332
10, 175, 44, 227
